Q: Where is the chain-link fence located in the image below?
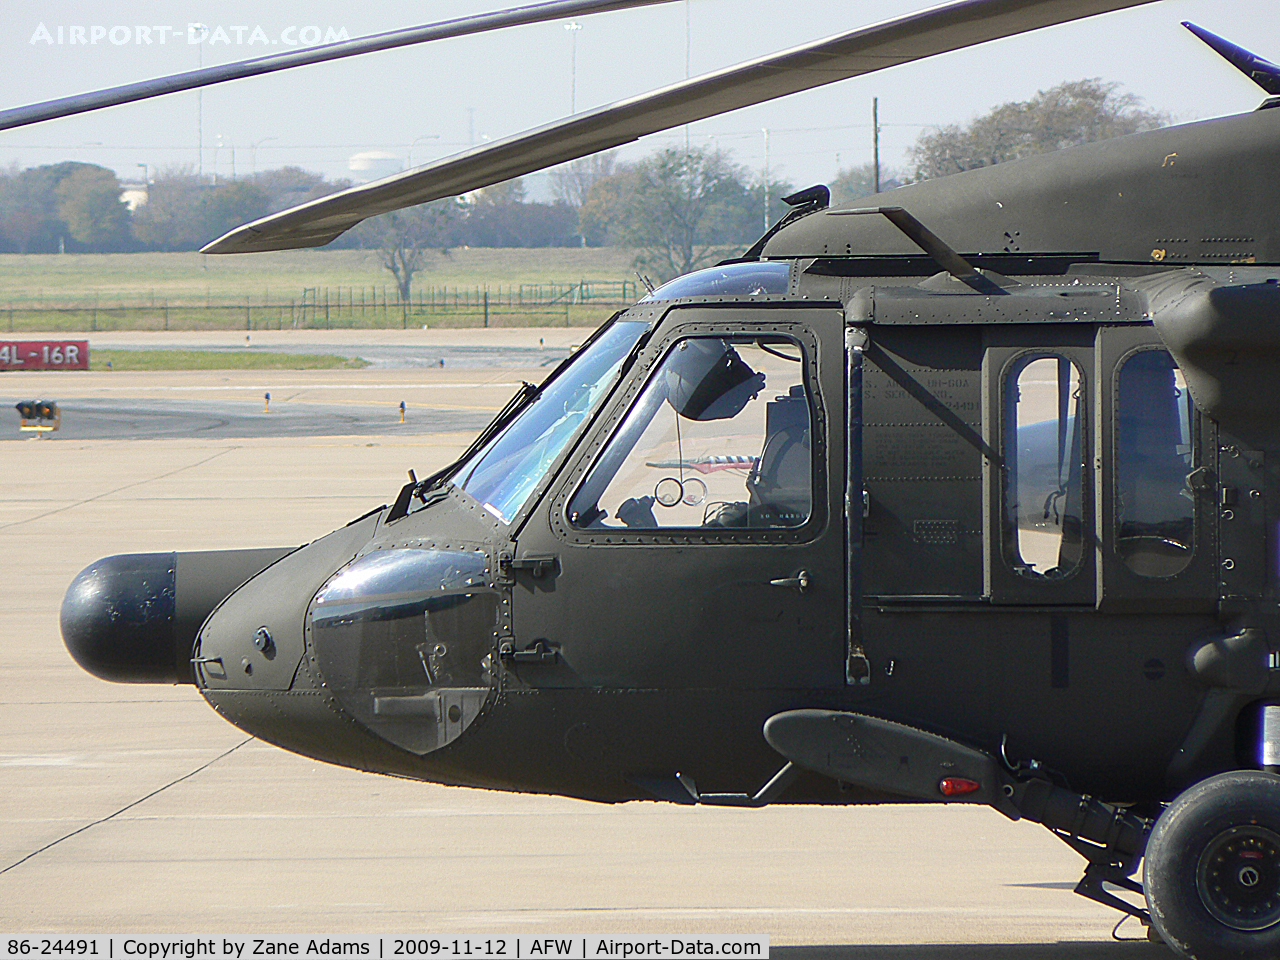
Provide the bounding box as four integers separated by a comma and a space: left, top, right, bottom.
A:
0, 280, 641, 332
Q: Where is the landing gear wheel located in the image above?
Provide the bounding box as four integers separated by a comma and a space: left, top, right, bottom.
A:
1145, 771, 1280, 959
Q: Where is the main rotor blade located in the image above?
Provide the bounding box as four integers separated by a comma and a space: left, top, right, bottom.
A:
0, 0, 675, 133
205, 0, 1158, 254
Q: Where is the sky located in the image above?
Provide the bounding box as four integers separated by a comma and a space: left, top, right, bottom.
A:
1, 0, 1279, 200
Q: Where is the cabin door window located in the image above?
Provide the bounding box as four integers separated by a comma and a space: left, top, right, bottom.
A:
1114, 348, 1196, 578
1003, 355, 1086, 581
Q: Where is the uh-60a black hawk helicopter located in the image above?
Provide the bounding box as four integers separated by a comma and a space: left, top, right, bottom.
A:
11, 0, 1280, 955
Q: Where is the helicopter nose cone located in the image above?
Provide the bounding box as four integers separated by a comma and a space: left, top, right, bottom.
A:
61, 553, 182, 683
62, 547, 298, 685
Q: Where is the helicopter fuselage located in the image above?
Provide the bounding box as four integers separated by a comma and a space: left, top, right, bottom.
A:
62, 268, 1280, 816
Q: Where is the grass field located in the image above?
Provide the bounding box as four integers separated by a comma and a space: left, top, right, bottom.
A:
0, 248, 641, 331
88, 350, 370, 371
0, 248, 639, 305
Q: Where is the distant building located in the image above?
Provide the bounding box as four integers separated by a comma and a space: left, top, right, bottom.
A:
120, 180, 148, 210
347, 152, 402, 183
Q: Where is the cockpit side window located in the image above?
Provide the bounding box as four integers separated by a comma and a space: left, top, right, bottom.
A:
1003, 354, 1086, 580
568, 336, 812, 530
1114, 348, 1196, 578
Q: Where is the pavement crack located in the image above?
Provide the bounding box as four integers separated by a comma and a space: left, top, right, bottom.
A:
0, 447, 237, 531
0, 737, 252, 876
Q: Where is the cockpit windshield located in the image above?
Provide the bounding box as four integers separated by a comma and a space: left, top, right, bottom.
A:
449, 319, 649, 523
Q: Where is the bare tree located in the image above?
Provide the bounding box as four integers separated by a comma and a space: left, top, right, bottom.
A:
379, 215, 425, 305
130, 166, 206, 251
549, 152, 618, 208
356, 200, 460, 304
910, 79, 1169, 181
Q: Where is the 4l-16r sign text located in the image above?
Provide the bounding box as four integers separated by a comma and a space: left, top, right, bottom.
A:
0, 341, 89, 371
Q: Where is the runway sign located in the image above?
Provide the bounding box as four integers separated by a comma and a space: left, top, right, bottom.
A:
0, 340, 89, 370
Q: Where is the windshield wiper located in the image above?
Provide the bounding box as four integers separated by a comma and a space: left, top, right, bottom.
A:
387, 381, 539, 522
388, 315, 653, 524
456, 380, 539, 474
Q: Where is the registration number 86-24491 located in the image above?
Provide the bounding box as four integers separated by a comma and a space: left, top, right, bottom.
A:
6, 941, 100, 956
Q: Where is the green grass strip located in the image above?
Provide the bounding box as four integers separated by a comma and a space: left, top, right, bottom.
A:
90, 349, 369, 371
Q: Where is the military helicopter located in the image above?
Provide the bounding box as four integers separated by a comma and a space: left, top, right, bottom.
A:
12, 0, 1280, 956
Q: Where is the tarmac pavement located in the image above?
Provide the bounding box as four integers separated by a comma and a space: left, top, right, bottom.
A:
2, 370, 531, 442
0, 339, 1172, 956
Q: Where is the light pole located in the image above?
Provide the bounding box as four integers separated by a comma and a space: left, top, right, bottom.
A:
250, 136, 277, 176
565, 22, 582, 114
684, 0, 691, 150
407, 134, 440, 168
137, 162, 149, 184
213, 135, 223, 184
873, 97, 882, 194
762, 128, 771, 232
190, 24, 207, 177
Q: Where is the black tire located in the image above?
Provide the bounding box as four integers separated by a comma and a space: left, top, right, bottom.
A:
1145, 771, 1280, 960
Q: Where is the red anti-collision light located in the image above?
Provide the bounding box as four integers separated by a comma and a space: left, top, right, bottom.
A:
939, 777, 981, 797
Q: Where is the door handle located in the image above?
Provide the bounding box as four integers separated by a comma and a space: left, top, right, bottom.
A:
770, 570, 810, 593
499, 639, 559, 664
497, 553, 558, 583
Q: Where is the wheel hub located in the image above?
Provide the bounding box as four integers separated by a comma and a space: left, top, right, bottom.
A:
1196, 825, 1280, 931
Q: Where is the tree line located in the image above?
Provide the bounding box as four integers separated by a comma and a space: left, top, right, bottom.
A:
0, 162, 590, 255
0, 162, 338, 254
0, 78, 1166, 290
